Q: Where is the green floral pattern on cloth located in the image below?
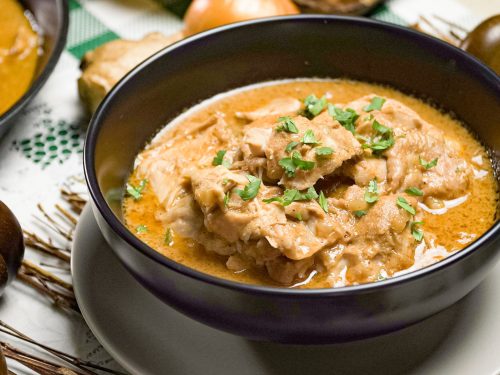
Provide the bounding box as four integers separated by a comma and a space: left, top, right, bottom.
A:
12, 105, 83, 168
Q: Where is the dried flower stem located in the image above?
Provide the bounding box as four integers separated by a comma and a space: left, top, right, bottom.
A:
0, 322, 126, 375
23, 231, 71, 262
21, 260, 72, 291
60, 188, 87, 215
36, 204, 73, 242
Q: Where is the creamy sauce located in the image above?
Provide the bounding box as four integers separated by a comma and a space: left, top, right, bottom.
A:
123, 79, 498, 288
0, 0, 40, 115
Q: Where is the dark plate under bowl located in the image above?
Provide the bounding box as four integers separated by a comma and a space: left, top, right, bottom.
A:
0, 0, 69, 138
84, 16, 500, 344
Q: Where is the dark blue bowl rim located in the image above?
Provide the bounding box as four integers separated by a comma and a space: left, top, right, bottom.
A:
84, 15, 500, 296
0, 0, 69, 128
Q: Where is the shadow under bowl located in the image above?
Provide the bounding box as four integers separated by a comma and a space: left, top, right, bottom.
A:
0, 0, 69, 138
84, 15, 500, 344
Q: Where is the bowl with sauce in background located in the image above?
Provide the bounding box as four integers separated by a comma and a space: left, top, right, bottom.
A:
0, 0, 68, 138
84, 15, 500, 343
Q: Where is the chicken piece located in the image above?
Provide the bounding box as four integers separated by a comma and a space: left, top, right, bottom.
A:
337, 185, 370, 212
343, 158, 387, 186
345, 95, 470, 199
78, 32, 183, 113
236, 97, 301, 121
264, 115, 362, 189
342, 194, 417, 283
265, 256, 315, 285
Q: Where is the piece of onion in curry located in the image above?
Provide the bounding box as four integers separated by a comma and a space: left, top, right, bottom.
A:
123, 79, 497, 288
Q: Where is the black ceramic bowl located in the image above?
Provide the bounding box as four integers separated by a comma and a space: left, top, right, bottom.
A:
85, 16, 500, 344
0, 0, 69, 138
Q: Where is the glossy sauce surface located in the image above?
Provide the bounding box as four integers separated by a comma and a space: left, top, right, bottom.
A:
0, 0, 40, 115
123, 79, 498, 288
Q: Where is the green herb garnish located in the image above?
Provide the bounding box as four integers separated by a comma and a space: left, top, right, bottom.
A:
285, 141, 300, 153
165, 228, 173, 246
263, 186, 318, 206
405, 187, 424, 196
361, 120, 395, 153
279, 151, 315, 177
411, 221, 424, 242
126, 179, 147, 200
276, 116, 299, 133
419, 156, 438, 170
315, 146, 334, 157
234, 175, 261, 201
318, 191, 328, 213
397, 196, 416, 215
212, 150, 231, 168
304, 94, 327, 118
302, 129, 319, 145
296, 213, 303, 221
223, 191, 230, 207
354, 210, 367, 217
364, 179, 379, 203
364, 96, 386, 112
136, 224, 148, 234
328, 104, 359, 134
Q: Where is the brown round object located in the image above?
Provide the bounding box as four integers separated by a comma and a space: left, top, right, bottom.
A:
183, 0, 300, 36
0, 201, 24, 296
461, 15, 500, 75
293, 0, 383, 15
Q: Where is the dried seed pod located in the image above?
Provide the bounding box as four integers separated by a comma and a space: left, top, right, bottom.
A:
0, 201, 24, 296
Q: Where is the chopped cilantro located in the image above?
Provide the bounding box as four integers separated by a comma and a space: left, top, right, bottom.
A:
136, 224, 148, 234
223, 191, 230, 207
371, 119, 391, 134
292, 151, 315, 171
302, 129, 319, 145
364, 96, 386, 112
276, 116, 299, 133
165, 228, 173, 246
397, 196, 416, 215
354, 210, 367, 217
126, 179, 147, 200
285, 141, 300, 153
364, 179, 379, 203
296, 212, 303, 221
304, 94, 327, 118
328, 104, 359, 134
263, 186, 318, 206
411, 221, 424, 242
212, 150, 231, 168
318, 191, 328, 213
405, 187, 424, 196
279, 157, 297, 177
234, 175, 261, 201
361, 120, 395, 154
419, 156, 438, 170
315, 146, 334, 157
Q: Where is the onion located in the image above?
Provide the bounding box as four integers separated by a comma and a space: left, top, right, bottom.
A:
0, 201, 24, 296
183, 0, 300, 36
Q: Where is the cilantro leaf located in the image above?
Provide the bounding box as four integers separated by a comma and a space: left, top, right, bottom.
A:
292, 151, 315, 171
223, 191, 230, 207
276, 116, 299, 133
371, 119, 391, 134
304, 94, 327, 118
212, 150, 231, 168
279, 157, 296, 177
234, 175, 261, 201
328, 104, 359, 134
315, 147, 334, 157
397, 196, 416, 215
263, 186, 318, 206
364, 96, 386, 112
361, 120, 395, 153
302, 129, 319, 145
126, 179, 147, 200
164, 228, 173, 246
419, 156, 438, 170
354, 210, 367, 217
136, 224, 148, 234
318, 191, 328, 213
285, 141, 300, 153
411, 221, 424, 242
405, 187, 424, 196
364, 179, 379, 203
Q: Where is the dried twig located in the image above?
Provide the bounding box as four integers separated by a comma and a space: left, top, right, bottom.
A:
0, 322, 126, 375
60, 188, 87, 215
36, 204, 73, 242
23, 231, 71, 262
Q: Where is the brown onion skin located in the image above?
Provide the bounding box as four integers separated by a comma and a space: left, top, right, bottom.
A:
461, 15, 500, 74
0, 201, 24, 296
183, 0, 300, 36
